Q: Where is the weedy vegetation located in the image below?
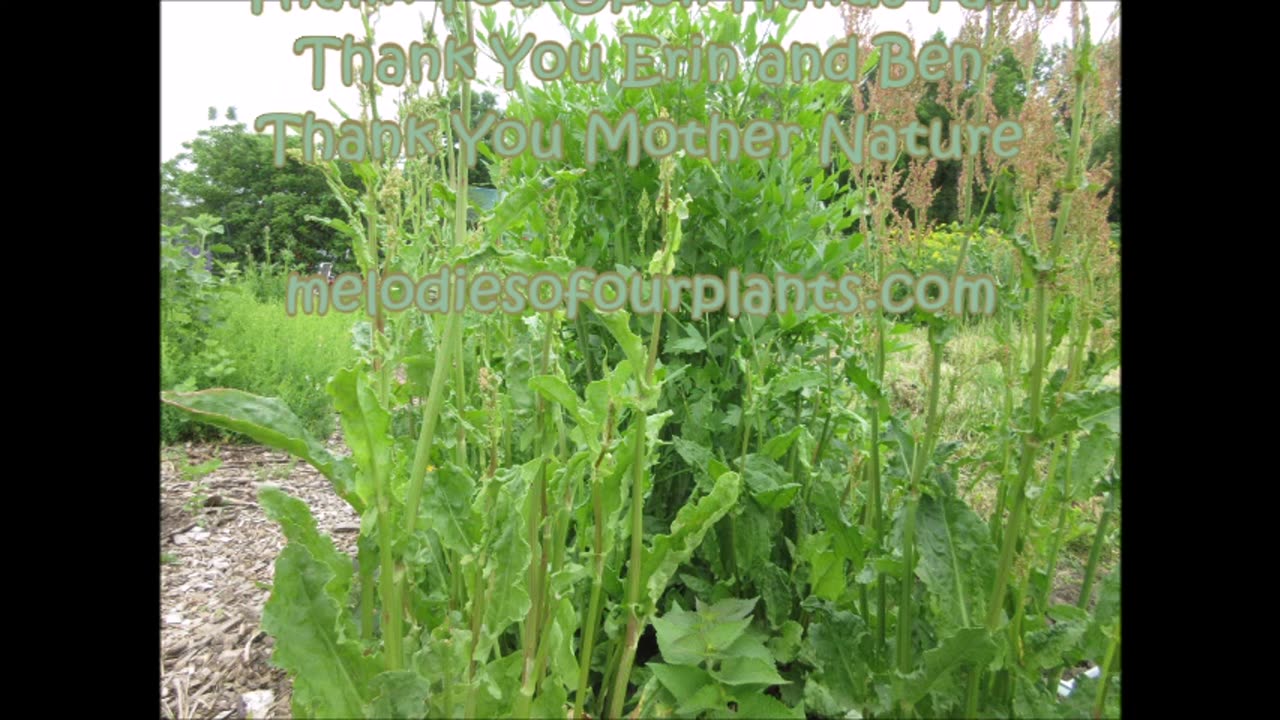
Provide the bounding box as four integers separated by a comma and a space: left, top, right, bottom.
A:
162, 2, 1119, 718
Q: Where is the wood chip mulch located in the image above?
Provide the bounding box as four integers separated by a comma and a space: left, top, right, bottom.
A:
160, 439, 360, 719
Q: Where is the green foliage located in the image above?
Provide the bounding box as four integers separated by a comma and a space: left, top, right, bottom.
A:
160, 3, 1119, 718
161, 280, 357, 444
162, 122, 359, 268
648, 597, 801, 718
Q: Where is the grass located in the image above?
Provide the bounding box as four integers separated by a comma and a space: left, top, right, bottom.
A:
883, 319, 1120, 582
161, 280, 359, 444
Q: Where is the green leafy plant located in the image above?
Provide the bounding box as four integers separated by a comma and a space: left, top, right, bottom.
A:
160, 2, 1119, 718
179, 456, 223, 517
646, 597, 800, 718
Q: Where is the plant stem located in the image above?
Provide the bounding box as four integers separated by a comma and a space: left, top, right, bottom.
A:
575, 408, 616, 719
897, 329, 945, 713
609, 412, 647, 720
1078, 483, 1116, 610
1093, 619, 1119, 719
1040, 434, 1074, 612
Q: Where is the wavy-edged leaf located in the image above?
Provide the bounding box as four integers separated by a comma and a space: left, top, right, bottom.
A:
263, 544, 378, 718
915, 494, 996, 634
529, 374, 599, 444
327, 367, 392, 508
259, 486, 352, 595
735, 691, 805, 718
478, 475, 531, 652
367, 671, 430, 719
641, 471, 741, 608
1044, 387, 1120, 440
808, 610, 869, 713
423, 463, 479, 553
592, 308, 650, 395
742, 454, 801, 510
897, 627, 996, 707
161, 389, 362, 513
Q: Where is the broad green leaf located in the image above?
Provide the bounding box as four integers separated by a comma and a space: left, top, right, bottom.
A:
678, 683, 727, 716
914, 494, 996, 635
760, 426, 804, 461
529, 375, 591, 434
258, 486, 352, 596
423, 463, 479, 553
367, 671, 430, 719
1012, 673, 1064, 719
734, 692, 805, 719
897, 627, 996, 706
673, 438, 714, 476
470, 651, 524, 717
1070, 428, 1117, 500
845, 358, 883, 401
710, 657, 788, 687
770, 368, 824, 396
742, 454, 801, 510
802, 680, 846, 719
724, 625, 774, 663
529, 680, 568, 719
541, 594, 581, 696
1024, 616, 1088, 671
593, 308, 650, 395
668, 323, 708, 355
263, 544, 378, 718
802, 533, 847, 602
734, 500, 774, 571
327, 368, 392, 508
479, 478, 531, 651
653, 603, 707, 666
654, 602, 752, 666
642, 471, 742, 607
161, 389, 362, 513
1043, 387, 1120, 440
697, 596, 759, 624
412, 624, 470, 707
650, 663, 715, 706
809, 611, 869, 713
753, 563, 795, 629
1083, 563, 1120, 659
768, 620, 804, 664
487, 183, 542, 237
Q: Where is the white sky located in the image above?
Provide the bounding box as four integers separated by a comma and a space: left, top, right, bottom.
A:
161, 0, 1118, 164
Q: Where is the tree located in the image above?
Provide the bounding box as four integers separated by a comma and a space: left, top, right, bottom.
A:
162, 121, 358, 268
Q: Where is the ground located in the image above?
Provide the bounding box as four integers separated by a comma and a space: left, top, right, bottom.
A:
160, 439, 359, 720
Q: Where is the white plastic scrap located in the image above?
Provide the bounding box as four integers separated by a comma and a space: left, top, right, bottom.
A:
1057, 665, 1102, 698
241, 690, 275, 719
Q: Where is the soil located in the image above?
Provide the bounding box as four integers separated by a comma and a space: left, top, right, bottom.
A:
160, 440, 359, 720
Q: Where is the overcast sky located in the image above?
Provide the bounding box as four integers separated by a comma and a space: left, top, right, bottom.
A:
161, 0, 1118, 164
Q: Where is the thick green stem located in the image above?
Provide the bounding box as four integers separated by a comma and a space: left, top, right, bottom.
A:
1093, 619, 1119, 719
1078, 486, 1116, 609
575, 417, 614, 719
404, 310, 462, 538
374, 466, 403, 670
358, 539, 376, 643
897, 331, 946, 712
870, 312, 886, 656
609, 413, 647, 719
1040, 434, 1074, 612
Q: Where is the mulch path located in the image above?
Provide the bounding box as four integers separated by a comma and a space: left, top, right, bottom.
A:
160, 440, 359, 719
